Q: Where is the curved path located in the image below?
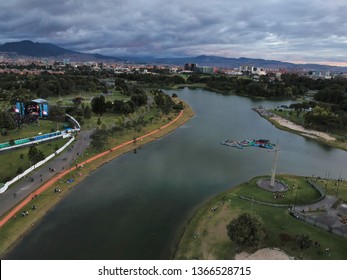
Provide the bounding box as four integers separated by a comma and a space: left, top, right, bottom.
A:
0, 110, 183, 228
0, 130, 92, 216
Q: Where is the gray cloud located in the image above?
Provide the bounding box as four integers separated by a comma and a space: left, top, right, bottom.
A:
0, 0, 346, 65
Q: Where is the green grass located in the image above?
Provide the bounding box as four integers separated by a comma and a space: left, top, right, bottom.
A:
175, 174, 347, 260
271, 109, 305, 126
235, 175, 321, 205
315, 178, 347, 201
0, 138, 70, 183
46, 89, 130, 107
0, 120, 65, 143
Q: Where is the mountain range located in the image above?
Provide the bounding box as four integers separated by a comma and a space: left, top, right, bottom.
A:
1, 40, 346, 72
0, 40, 121, 62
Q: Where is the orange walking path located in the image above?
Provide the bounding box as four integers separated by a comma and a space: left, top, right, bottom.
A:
0, 110, 183, 228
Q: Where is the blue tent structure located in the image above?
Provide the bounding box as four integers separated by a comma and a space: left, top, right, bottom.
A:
14, 99, 49, 118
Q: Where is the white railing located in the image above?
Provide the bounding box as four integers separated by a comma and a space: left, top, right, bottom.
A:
0, 114, 81, 194
0, 136, 75, 194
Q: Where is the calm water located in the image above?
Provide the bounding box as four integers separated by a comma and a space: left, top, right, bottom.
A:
5, 88, 347, 259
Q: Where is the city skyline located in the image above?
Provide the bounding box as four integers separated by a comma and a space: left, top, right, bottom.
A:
0, 0, 347, 66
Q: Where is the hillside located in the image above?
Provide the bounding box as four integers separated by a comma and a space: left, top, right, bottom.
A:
0, 40, 121, 62
124, 55, 347, 72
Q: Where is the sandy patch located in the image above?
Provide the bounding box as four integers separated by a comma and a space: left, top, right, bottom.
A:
270, 115, 336, 141
235, 248, 291, 260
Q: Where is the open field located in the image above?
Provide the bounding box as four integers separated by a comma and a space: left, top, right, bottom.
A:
0, 138, 70, 183
318, 177, 347, 200
0, 120, 66, 143
46, 89, 129, 107
174, 175, 347, 260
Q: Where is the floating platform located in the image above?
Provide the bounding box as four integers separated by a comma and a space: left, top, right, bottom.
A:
221, 139, 275, 150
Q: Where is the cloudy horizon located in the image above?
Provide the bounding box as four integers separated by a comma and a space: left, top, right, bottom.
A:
1, 0, 346, 66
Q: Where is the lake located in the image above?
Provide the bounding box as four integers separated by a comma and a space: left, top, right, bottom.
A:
5, 88, 347, 259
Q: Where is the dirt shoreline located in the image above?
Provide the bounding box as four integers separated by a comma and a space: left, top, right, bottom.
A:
270, 115, 336, 141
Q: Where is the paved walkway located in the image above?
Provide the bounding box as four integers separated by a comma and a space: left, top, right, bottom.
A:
293, 195, 347, 235
0, 130, 92, 217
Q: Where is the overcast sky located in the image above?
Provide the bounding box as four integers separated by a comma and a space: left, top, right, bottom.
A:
1, 0, 346, 65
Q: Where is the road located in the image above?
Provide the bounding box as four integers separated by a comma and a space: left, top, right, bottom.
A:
0, 130, 92, 217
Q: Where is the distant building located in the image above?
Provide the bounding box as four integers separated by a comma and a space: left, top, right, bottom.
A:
307, 71, 332, 80
194, 66, 215, 74
184, 63, 197, 71
239, 65, 266, 76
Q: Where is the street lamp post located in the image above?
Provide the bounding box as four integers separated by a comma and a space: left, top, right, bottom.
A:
293, 185, 299, 210
270, 139, 283, 188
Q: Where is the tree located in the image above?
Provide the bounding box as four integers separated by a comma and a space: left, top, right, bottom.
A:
120, 101, 135, 114
90, 129, 108, 150
49, 105, 65, 122
130, 92, 148, 107
16, 167, 24, 175
91, 95, 106, 115
105, 100, 113, 111
83, 105, 92, 119
27, 146, 45, 165
1, 111, 16, 129
97, 118, 102, 126
304, 105, 341, 128
226, 213, 265, 248
154, 91, 174, 114
296, 234, 312, 250
113, 100, 125, 113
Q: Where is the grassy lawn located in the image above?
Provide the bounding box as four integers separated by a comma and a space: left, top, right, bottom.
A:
315, 178, 347, 201
271, 109, 305, 126
175, 175, 347, 260
0, 138, 70, 183
77, 108, 185, 162
46, 89, 129, 107
236, 175, 321, 205
0, 120, 65, 143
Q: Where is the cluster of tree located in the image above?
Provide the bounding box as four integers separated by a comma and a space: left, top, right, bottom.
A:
152, 89, 184, 114
89, 91, 181, 150
287, 100, 346, 133
226, 212, 316, 255
115, 73, 185, 86
90, 116, 149, 150
226, 213, 265, 248
284, 78, 347, 132
91, 90, 148, 116
0, 73, 107, 100
304, 105, 343, 130
90, 128, 108, 150
185, 73, 347, 99
27, 145, 45, 164
0, 110, 16, 131
65, 65, 115, 79
186, 74, 304, 97
314, 82, 347, 111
